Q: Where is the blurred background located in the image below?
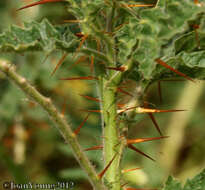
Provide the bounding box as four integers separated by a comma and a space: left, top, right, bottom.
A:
0, 1, 205, 189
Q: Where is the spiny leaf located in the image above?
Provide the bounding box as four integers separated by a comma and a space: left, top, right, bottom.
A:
116, 0, 204, 83
0, 19, 78, 54
163, 169, 205, 190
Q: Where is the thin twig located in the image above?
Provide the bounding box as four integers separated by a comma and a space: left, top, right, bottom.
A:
0, 60, 107, 190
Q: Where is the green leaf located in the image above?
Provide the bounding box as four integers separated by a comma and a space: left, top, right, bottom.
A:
163, 169, 205, 190
175, 31, 205, 54
163, 176, 182, 190
116, 0, 204, 83
151, 50, 205, 82
0, 19, 78, 54
184, 169, 205, 190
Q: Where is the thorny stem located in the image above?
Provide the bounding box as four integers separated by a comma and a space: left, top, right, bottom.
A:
0, 60, 107, 190
97, 1, 124, 189
100, 76, 121, 190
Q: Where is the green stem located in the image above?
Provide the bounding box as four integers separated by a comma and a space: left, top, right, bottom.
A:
0, 60, 107, 190
99, 77, 121, 190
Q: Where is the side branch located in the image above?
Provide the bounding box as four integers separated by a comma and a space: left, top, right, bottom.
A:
0, 60, 107, 190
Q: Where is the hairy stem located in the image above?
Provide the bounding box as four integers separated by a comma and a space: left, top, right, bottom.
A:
100, 76, 121, 190
0, 60, 107, 190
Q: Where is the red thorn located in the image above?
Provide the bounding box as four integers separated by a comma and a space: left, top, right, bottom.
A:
128, 144, 155, 161
51, 53, 68, 76
117, 103, 126, 109
67, 56, 87, 71
118, 85, 129, 89
27, 100, 37, 108
41, 54, 50, 64
106, 66, 126, 72
155, 58, 195, 83
74, 32, 85, 38
118, 106, 137, 114
143, 102, 162, 135
17, 0, 63, 11
74, 34, 89, 57
148, 113, 163, 136
122, 4, 154, 7
117, 87, 133, 97
74, 114, 90, 135
61, 98, 67, 116
121, 182, 129, 188
79, 94, 100, 102
136, 107, 186, 113
127, 136, 168, 145
122, 167, 141, 173
95, 38, 101, 52
193, 24, 200, 48
114, 22, 129, 32
90, 56, 94, 73
98, 153, 117, 179
60, 76, 98, 80
84, 145, 103, 151
192, 24, 200, 30
79, 109, 101, 113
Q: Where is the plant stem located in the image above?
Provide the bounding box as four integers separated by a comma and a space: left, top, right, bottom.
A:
0, 60, 107, 190
100, 76, 121, 190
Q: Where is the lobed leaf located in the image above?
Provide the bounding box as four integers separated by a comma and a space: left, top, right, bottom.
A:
0, 19, 78, 54
116, 0, 205, 84
163, 169, 205, 190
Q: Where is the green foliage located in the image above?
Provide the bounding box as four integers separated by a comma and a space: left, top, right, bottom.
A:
163, 169, 205, 190
117, 0, 205, 84
0, 1, 205, 87
1, 0, 205, 189
0, 19, 78, 54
